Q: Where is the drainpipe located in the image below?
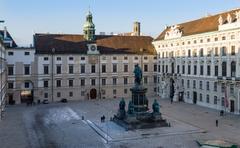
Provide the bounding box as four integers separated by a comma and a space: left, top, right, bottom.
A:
51, 48, 55, 102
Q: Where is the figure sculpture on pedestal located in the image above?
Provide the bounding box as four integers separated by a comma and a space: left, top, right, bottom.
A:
118, 98, 126, 119
134, 64, 142, 85
152, 99, 160, 113
127, 101, 134, 115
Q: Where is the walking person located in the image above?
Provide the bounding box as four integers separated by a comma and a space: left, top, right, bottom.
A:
215, 119, 218, 127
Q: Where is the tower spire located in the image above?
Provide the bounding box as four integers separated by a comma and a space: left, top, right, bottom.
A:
83, 9, 95, 41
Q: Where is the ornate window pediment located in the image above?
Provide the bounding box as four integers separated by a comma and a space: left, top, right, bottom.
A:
164, 25, 182, 40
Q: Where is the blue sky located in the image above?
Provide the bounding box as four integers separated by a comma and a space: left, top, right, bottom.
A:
0, 0, 240, 46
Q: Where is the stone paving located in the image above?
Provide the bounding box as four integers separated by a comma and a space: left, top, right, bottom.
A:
0, 97, 239, 148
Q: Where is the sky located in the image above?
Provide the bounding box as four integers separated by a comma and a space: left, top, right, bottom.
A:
0, 0, 240, 46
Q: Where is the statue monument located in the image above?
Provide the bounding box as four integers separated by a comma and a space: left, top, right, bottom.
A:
113, 64, 168, 130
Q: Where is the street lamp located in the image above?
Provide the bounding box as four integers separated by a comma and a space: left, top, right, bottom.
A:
51, 48, 55, 103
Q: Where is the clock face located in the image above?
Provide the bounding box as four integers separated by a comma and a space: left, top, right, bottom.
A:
91, 45, 96, 51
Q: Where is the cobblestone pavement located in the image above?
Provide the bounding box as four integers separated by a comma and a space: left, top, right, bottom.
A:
0, 97, 239, 148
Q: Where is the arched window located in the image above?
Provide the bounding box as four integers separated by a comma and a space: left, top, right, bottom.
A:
231, 61, 236, 77
221, 46, 227, 56
199, 48, 204, 57
222, 61, 227, 77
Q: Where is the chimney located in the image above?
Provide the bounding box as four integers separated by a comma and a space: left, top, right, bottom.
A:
133, 22, 140, 36
3, 26, 7, 39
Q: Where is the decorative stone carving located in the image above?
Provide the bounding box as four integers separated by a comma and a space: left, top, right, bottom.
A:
218, 15, 223, 25
194, 61, 198, 64
164, 25, 182, 39
206, 60, 211, 64
214, 60, 219, 65
227, 14, 232, 23
235, 11, 240, 22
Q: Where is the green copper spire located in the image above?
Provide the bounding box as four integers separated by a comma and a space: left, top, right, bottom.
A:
83, 11, 95, 41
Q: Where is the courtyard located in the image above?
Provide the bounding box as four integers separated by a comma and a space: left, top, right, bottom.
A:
0, 97, 240, 148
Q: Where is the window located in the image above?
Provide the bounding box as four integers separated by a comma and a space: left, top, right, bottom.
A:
214, 37, 218, 41
144, 64, 148, 72
69, 57, 74, 60
81, 65, 85, 73
69, 65, 74, 74
56, 57, 61, 61
112, 64, 117, 73
199, 81, 202, 90
80, 79, 85, 86
182, 65, 185, 74
113, 89, 117, 95
24, 65, 30, 75
44, 65, 49, 74
154, 64, 157, 72
44, 57, 49, 61
8, 66, 14, 75
214, 47, 219, 56
215, 65, 218, 76
124, 56, 128, 60
8, 82, 13, 89
154, 76, 157, 83
56, 65, 61, 74
207, 38, 210, 42
124, 89, 128, 94
222, 62, 227, 77
102, 78, 106, 85
56, 80, 61, 87
91, 65, 96, 73
214, 96, 218, 105
231, 61, 236, 77
81, 57, 85, 60
206, 95, 210, 103
144, 77, 148, 84
24, 52, 30, 55
44, 80, 48, 88
177, 65, 180, 74
81, 91, 85, 96
200, 65, 204, 75
221, 83, 225, 93
214, 82, 218, 92
193, 49, 197, 57
206, 81, 210, 91
102, 64, 106, 73
124, 65, 128, 72
222, 36, 226, 40
113, 78, 117, 85
207, 65, 211, 76
230, 84, 234, 94
57, 92, 61, 98
102, 56, 106, 60
188, 65, 191, 75
25, 82, 30, 88
231, 46, 235, 55
187, 80, 190, 88
199, 48, 204, 57
69, 92, 73, 97
91, 79, 96, 86
221, 97, 225, 106
44, 93, 48, 98
221, 47, 227, 56
166, 65, 168, 73
187, 91, 190, 99
8, 51, 14, 56
134, 57, 138, 60
124, 77, 128, 85
69, 79, 73, 87
188, 49, 191, 57
194, 65, 197, 75
231, 35, 235, 39
199, 93, 203, 102
113, 57, 117, 60
207, 49, 212, 57
193, 80, 196, 89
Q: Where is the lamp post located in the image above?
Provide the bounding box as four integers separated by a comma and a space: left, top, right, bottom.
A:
51, 48, 55, 103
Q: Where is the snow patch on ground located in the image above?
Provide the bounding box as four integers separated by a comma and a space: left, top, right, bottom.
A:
44, 107, 80, 125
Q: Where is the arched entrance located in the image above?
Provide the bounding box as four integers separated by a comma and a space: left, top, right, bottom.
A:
90, 89, 97, 99
20, 80, 34, 104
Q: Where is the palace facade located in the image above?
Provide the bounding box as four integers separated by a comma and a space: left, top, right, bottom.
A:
153, 9, 240, 114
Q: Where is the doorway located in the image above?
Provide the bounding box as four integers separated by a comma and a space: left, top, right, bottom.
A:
179, 92, 184, 102
230, 100, 235, 113
90, 89, 97, 99
193, 91, 197, 104
20, 90, 33, 103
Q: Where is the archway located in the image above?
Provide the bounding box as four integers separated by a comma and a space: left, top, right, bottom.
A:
20, 80, 34, 104
90, 89, 97, 99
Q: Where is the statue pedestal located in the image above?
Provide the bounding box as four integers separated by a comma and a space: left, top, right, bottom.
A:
130, 85, 148, 112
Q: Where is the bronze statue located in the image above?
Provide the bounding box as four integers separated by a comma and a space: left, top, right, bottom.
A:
133, 64, 142, 85
152, 99, 160, 113
127, 101, 134, 114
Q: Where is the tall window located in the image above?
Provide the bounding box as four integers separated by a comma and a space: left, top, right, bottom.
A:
206, 81, 210, 91
177, 65, 180, 74
69, 65, 74, 74
207, 65, 211, 76
112, 64, 117, 73
102, 78, 106, 86
124, 77, 128, 85
200, 65, 204, 75
8, 66, 14, 75
199, 81, 203, 90
24, 65, 30, 75
44, 80, 48, 88
113, 78, 117, 85
214, 82, 218, 92
44, 65, 49, 74
214, 47, 219, 56
91, 79, 96, 86
182, 65, 185, 74
194, 65, 197, 75
199, 48, 204, 57
144, 76, 148, 84
56, 80, 61, 87
214, 96, 218, 105
188, 65, 191, 75
188, 49, 191, 57
81, 64, 85, 73
187, 80, 190, 88
214, 65, 218, 76
80, 79, 85, 86
154, 64, 157, 72
69, 79, 73, 87
222, 62, 227, 77
221, 46, 227, 56
144, 64, 148, 72
193, 80, 196, 89
102, 64, 106, 73
56, 65, 61, 74
231, 46, 235, 55
91, 65, 96, 73
124, 65, 128, 72
231, 61, 236, 77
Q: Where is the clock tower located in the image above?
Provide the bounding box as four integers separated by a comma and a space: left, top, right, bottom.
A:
83, 11, 96, 41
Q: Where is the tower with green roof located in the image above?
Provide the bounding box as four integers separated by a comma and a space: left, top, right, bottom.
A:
83, 11, 95, 41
